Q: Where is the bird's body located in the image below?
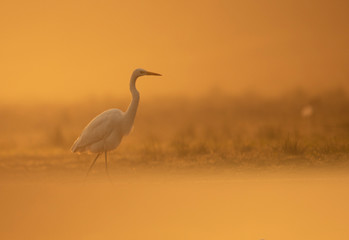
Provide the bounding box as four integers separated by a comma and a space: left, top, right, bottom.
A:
71, 109, 125, 153
71, 68, 161, 177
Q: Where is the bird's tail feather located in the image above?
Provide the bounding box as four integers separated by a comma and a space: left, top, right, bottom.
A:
71, 137, 80, 153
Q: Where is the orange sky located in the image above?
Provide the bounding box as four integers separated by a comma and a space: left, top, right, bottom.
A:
1, 0, 348, 102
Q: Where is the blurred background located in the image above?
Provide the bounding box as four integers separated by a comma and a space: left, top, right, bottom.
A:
1, 1, 349, 240
1, 0, 348, 103
1, 0, 349, 170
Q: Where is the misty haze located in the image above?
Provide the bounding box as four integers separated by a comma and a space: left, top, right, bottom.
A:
1, 0, 349, 239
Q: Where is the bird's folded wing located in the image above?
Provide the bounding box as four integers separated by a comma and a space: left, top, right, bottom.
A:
75, 112, 115, 149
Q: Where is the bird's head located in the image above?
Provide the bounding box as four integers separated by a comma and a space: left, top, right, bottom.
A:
133, 68, 162, 78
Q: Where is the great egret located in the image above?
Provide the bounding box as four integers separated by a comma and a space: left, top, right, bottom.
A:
71, 68, 161, 177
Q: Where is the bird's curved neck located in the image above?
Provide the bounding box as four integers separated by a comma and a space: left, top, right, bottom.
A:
124, 73, 140, 132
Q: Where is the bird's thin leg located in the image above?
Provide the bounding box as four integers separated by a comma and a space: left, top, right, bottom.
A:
105, 151, 110, 177
105, 151, 113, 183
85, 153, 100, 179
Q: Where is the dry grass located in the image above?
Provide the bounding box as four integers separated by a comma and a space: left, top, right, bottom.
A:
1, 88, 349, 173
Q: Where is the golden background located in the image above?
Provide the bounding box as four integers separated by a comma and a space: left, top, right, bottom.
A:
1, 1, 349, 239
1, 0, 348, 102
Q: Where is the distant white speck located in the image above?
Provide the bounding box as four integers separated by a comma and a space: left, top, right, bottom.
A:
301, 104, 313, 118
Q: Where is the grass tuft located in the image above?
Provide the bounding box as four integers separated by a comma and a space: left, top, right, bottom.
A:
281, 135, 306, 155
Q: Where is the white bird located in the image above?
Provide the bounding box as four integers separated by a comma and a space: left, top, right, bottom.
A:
71, 68, 161, 177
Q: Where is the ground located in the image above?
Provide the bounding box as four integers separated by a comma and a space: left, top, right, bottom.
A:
0, 89, 349, 239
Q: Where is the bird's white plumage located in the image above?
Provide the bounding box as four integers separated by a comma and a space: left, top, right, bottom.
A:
71, 109, 124, 153
71, 68, 161, 177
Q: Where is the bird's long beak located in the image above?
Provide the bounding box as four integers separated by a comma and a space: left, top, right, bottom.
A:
146, 71, 162, 76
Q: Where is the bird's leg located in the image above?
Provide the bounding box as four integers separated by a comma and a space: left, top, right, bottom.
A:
105, 151, 113, 183
105, 151, 110, 177
85, 153, 100, 180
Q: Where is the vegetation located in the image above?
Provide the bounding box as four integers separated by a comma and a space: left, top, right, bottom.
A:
1, 88, 349, 173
